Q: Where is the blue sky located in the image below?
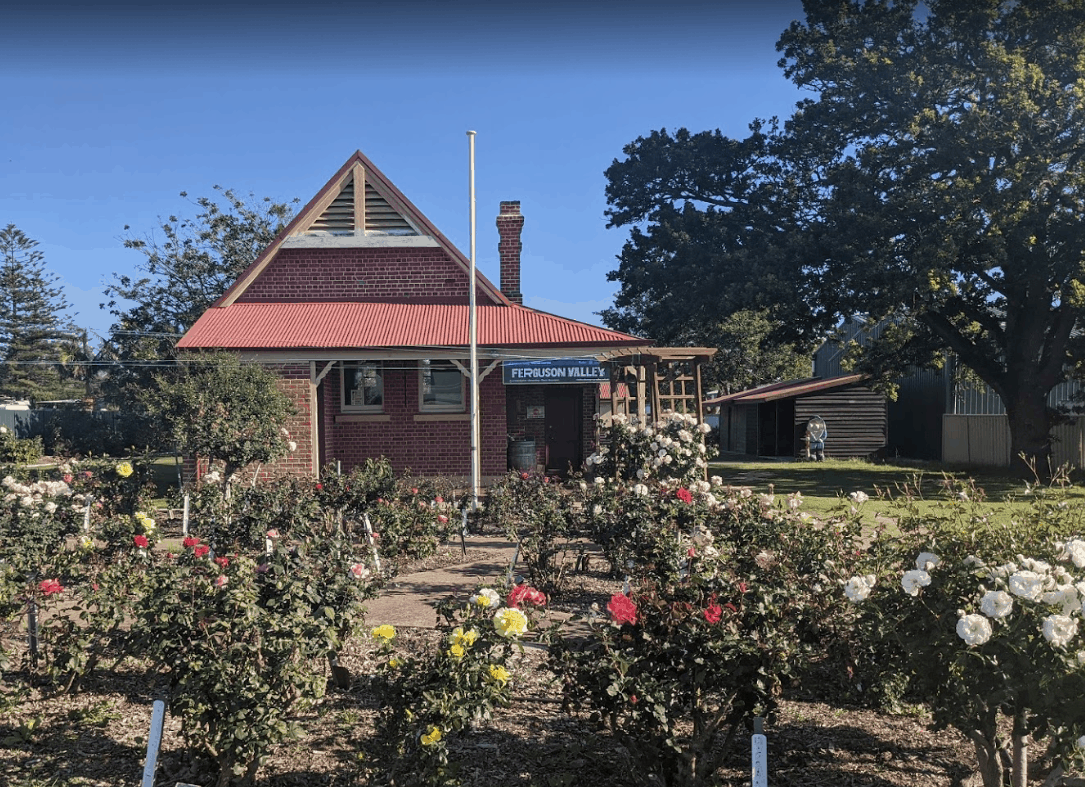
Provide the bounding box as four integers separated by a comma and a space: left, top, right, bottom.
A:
1, 0, 808, 344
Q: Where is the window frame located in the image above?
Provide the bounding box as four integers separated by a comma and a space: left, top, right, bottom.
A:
418, 359, 466, 413
340, 360, 385, 413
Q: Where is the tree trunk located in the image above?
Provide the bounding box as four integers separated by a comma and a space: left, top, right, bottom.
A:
1004, 389, 1054, 479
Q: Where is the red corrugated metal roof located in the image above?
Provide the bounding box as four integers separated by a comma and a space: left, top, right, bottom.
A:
177, 302, 647, 350
704, 374, 869, 406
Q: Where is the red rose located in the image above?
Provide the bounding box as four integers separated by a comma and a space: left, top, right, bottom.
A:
183, 536, 199, 548
737, 581, 747, 594
508, 584, 547, 608
520, 472, 529, 480
39, 578, 63, 596
724, 602, 738, 613
607, 593, 638, 626
437, 514, 449, 524
62, 473, 73, 484
194, 545, 210, 558
543, 476, 550, 483
687, 547, 696, 557
676, 487, 693, 504
315, 483, 323, 491
215, 556, 230, 568
435, 496, 444, 503
630, 694, 638, 704
411, 487, 419, 495
703, 603, 722, 624
133, 535, 149, 549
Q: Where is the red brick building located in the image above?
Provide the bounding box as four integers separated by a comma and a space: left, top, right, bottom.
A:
177, 151, 650, 480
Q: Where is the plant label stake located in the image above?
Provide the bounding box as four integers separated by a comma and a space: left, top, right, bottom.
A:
181, 493, 190, 537
362, 513, 381, 572
27, 595, 39, 669
83, 497, 92, 532
507, 543, 521, 586
751, 716, 767, 787
460, 507, 469, 555
141, 699, 165, 787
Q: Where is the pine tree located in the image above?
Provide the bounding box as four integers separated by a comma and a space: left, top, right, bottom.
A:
0, 224, 81, 402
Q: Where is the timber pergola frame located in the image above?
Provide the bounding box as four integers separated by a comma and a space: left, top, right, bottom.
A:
596, 347, 717, 426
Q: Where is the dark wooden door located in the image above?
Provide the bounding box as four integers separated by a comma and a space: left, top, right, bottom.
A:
545, 388, 581, 475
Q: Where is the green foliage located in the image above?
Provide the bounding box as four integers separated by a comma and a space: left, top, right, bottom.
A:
129, 527, 378, 787
844, 473, 1085, 786
482, 471, 574, 595
702, 309, 811, 394
366, 588, 543, 786
0, 225, 83, 403
586, 411, 715, 487
102, 187, 298, 403
142, 353, 295, 493
605, 1, 1085, 469
551, 482, 861, 786
0, 427, 42, 465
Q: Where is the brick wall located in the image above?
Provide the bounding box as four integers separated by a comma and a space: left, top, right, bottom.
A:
505, 383, 600, 471
237, 247, 491, 303
319, 362, 507, 477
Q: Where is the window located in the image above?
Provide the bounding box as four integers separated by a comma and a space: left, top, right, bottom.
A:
419, 359, 465, 412
341, 361, 383, 412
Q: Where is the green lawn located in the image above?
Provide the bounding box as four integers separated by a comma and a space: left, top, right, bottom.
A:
707, 457, 1085, 524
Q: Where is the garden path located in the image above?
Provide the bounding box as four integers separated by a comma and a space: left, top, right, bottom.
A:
364, 535, 518, 628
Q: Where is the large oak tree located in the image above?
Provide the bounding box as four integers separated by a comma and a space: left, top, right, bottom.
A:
604, 0, 1085, 472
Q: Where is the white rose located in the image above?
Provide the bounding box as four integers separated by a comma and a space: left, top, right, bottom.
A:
1042, 614, 1078, 648
957, 614, 993, 646
1057, 538, 1085, 569
1008, 571, 1045, 601
901, 569, 931, 596
288, 441, 297, 452
915, 552, 941, 571
980, 590, 1013, 619
633, 483, 648, 497
849, 490, 869, 504
844, 574, 876, 603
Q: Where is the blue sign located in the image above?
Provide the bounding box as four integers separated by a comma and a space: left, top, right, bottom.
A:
502, 358, 607, 385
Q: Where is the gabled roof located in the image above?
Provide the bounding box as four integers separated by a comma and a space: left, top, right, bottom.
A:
704, 374, 870, 406
177, 302, 646, 351
215, 151, 511, 308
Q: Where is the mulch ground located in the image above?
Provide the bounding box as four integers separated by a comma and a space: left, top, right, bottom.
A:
0, 535, 1072, 787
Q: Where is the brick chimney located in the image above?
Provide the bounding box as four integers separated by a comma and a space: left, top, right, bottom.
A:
496, 201, 524, 304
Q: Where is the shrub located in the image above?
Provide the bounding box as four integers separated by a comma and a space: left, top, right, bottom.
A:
585, 411, 715, 486
366, 584, 546, 785
483, 472, 575, 595
550, 481, 861, 786
129, 528, 378, 787
0, 425, 41, 465
843, 474, 1085, 787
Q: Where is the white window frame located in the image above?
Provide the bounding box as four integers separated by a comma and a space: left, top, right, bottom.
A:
419, 359, 465, 413
340, 361, 384, 413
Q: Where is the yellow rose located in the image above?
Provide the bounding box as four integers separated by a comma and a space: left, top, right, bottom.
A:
421, 726, 442, 746
371, 624, 396, 640
487, 664, 510, 685
450, 626, 478, 648
493, 608, 528, 638
388, 657, 401, 669
448, 643, 465, 660
115, 462, 133, 478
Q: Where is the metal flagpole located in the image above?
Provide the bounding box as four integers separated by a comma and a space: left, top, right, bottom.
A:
467, 131, 481, 510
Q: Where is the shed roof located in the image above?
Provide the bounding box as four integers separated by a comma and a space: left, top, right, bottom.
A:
177, 302, 647, 351
704, 374, 870, 406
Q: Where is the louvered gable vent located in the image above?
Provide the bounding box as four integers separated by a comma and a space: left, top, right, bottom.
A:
310, 175, 355, 233
365, 182, 413, 232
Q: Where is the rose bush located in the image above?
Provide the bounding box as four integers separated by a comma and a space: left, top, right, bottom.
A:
843, 474, 1085, 787
366, 583, 547, 785
551, 480, 862, 786
584, 411, 715, 486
